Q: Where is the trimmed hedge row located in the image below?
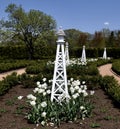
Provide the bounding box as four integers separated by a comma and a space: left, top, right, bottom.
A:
112, 60, 120, 75
70, 47, 120, 59
0, 72, 19, 95
0, 45, 56, 60
0, 60, 36, 73
0, 45, 120, 59
99, 76, 120, 104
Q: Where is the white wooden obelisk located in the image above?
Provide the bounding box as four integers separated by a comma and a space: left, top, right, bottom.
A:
81, 45, 86, 62
103, 47, 107, 59
65, 42, 70, 65
51, 28, 69, 103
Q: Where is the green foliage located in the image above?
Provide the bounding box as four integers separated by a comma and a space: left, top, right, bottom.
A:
26, 63, 45, 74
0, 45, 120, 60
18, 73, 36, 88
0, 59, 30, 73
26, 61, 54, 81
94, 58, 113, 67
90, 31, 105, 48
112, 60, 120, 75
1, 3, 56, 59
99, 76, 120, 104
0, 72, 19, 95
104, 115, 113, 120
0, 108, 7, 113
90, 123, 101, 128
67, 64, 99, 78
5, 99, 15, 106
27, 79, 93, 126
0, 45, 55, 60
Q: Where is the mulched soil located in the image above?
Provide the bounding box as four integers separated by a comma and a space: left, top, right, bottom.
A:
0, 85, 120, 129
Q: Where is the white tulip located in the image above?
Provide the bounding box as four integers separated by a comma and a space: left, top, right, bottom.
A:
70, 87, 75, 94
41, 112, 46, 117
31, 96, 36, 101
27, 94, 36, 101
41, 101, 47, 108
30, 100, 36, 106
41, 121, 46, 126
43, 92, 46, 96
83, 91, 88, 97
80, 106, 85, 110
49, 79, 52, 83
75, 85, 79, 90
70, 78, 74, 82
78, 88, 82, 93
72, 93, 79, 99
36, 81, 40, 86
27, 94, 34, 99
38, 88, 44, 93
38, 84, 42, 88
82, 81, 85, 84
46, 89, 51, 94
43, 78, 47, 82
90, 90, 95, 95
33, 87, 39, 93
49, 122, 54, 126
18, 96, 23, 100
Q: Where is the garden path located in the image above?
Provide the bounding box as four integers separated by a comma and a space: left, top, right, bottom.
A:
98, 63, 120, 83
0, 68, 26, 80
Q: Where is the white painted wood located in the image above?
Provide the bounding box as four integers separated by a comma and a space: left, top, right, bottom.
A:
81, 45, 86, 62
103, 47, 107, 59
51, 28, 69, 103
65, 42, 70, 65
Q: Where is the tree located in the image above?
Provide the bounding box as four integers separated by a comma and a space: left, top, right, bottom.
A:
106, 31, 116, 47
64, 29, 87, 48
91, 31, 105, 48
1, 4, 56, 59
77, 33, 88, 47
116, 30, 120, 47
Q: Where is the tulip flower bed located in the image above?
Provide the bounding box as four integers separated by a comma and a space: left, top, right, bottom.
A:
21, 78, 94, 126
0, 81, 120, 129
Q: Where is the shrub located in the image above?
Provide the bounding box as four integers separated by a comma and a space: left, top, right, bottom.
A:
99, 76, 120, 104
112, 60, 120, 75
0, 72, 19, 95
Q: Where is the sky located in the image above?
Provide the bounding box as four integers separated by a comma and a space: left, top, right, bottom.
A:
0, 0, 120, 34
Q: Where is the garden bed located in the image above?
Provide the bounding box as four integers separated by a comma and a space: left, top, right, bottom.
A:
0, 85, 120, 129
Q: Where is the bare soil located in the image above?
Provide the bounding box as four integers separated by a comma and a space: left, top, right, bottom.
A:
0, 85, 120, 129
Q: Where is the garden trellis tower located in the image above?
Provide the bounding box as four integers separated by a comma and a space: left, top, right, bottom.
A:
51, 27, 69, 102
81, 45, 86, 62
65, 42, 70, 65
103, 47, 107, 59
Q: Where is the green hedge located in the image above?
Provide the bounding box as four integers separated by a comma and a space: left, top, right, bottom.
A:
100, 76, 120, 104
0, 72, 19, 95
0, 45, 120, 59
0, 45, 56, 60
0, 60, 35, 73
112, 60, 120, 75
